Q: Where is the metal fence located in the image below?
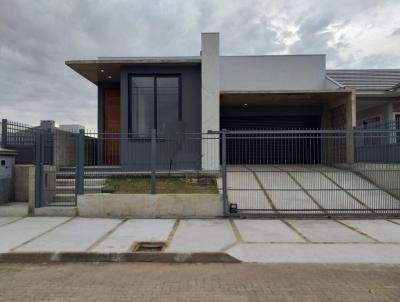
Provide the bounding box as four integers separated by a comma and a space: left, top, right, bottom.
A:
225, 128, 400, 217
3, 117, 399, 217
35, 129, 220, 207
1, 119, 51, 164
355, 119, 400, 163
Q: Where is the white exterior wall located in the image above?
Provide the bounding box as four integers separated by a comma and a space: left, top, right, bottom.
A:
201, 33, 220, 171
220, 55, 326, 91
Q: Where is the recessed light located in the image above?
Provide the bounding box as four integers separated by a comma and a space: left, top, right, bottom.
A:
108, 75, 112, 79
100, 69, 104, 73
244, 103, 248, 106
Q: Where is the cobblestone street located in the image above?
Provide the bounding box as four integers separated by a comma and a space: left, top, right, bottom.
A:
0, 263, 399, 302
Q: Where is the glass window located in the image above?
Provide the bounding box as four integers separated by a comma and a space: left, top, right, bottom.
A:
156, 77, 179, 135
129, 75, 180, 137
130, 77, 154, 137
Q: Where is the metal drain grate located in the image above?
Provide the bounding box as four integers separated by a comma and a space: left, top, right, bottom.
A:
132, 241, 166, 252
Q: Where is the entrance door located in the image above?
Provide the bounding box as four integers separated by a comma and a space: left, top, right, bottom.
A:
104, 87, 120, 165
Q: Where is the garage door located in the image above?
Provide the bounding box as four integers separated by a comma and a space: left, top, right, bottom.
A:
221, 115, 321, 164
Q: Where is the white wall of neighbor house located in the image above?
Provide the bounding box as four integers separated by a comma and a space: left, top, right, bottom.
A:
201, 32, 220, 171
220, 55, 326, 91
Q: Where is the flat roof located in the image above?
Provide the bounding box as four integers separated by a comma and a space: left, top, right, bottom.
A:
65, 56, 201, 84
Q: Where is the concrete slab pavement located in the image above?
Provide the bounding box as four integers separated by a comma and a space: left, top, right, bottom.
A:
16, 218, 121, 252
234, 220, 304, 242
1, 217, 400, 263
339, 220, 400, 242
94, 219, 175, 253
0, 217, 22, 227
226, 243, 400, 263
287, 219, 373, 243
166, 219, 236, 252
0, 217, 70, 252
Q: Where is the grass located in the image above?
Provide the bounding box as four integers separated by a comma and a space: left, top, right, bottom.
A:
104, 176, 219, 194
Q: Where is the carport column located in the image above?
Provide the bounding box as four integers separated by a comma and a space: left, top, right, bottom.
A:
201, 33, 220, 171
346, 90, 356, 164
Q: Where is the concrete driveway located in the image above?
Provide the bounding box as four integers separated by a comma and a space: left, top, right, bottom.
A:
225, 165, 400, 214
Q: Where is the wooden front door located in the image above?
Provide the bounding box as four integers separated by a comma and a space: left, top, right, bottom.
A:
104, 87, 120, 165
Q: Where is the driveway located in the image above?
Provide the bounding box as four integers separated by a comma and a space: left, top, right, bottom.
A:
224, 165, 399, 214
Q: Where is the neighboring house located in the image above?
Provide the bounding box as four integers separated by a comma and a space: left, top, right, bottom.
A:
327, 69, 400, 128
65, 33, 400, 170
59, 124, 85, 133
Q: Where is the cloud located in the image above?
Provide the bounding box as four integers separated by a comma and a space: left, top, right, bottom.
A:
0, 0, 399, 128
391, 27, 400, 36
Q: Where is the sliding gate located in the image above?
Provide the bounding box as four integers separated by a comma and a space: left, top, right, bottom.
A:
223, 129, 400, 217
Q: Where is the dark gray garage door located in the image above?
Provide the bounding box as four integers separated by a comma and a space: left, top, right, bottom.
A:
221, 115, 322, 164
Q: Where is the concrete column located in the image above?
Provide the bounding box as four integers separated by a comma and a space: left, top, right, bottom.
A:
201, 33, 220, 171
346, 90, 356, 129
346, 90, 356, 164
386, 102, 394, 121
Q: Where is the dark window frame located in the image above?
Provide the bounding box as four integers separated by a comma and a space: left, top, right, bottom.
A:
128, 73, 182, 137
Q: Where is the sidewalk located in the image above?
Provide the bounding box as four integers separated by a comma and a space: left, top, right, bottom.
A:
1, 216, 400, 263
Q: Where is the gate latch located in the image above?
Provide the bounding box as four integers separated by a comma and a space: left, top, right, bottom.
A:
230, 203, 238, 214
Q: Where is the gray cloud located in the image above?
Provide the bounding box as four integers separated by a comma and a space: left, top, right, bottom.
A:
0, 0, 399, 128
392, 27, 400, 36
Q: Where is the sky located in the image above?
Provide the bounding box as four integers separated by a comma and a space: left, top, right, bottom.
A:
1, 0, 400, 129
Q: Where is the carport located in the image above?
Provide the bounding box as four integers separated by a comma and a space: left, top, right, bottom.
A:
220, 90, 355, 165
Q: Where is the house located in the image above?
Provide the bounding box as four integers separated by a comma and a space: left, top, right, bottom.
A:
65, 33, 400, 171
327, 69, 400, 127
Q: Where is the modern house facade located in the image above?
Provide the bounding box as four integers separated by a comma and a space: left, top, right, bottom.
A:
66, 33, 400, 171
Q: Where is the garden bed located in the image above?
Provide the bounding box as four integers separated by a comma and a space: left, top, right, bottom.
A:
103, 176, 218, 194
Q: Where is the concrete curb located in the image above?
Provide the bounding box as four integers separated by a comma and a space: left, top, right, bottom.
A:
0, 252, 240, 263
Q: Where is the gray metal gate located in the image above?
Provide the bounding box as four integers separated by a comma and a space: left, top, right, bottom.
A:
222, 128, 400, 217
35, 130, 78, 207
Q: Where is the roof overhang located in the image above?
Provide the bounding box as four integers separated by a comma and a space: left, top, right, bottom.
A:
220, 90, 352, 107
65, 57, 201, 85
356, 90, 400, 98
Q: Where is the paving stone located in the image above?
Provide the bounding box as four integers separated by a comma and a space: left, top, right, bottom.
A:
234, 220, 305, 242
1, 263, 399, 302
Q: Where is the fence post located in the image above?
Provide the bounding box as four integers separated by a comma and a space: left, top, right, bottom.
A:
221, 129, 228, 215
1, 119, 7, 148
151, 128, 157, 194
75, 129, 85, 196
35, 131, 43, 208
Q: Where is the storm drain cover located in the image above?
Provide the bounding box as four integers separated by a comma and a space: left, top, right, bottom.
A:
132, 241, 166, 252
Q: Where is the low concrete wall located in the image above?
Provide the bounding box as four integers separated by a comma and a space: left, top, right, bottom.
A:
14, 165, 33, 202
34, 207, 77, 217
78, 193, 223, 218
14, 165, 36, 213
